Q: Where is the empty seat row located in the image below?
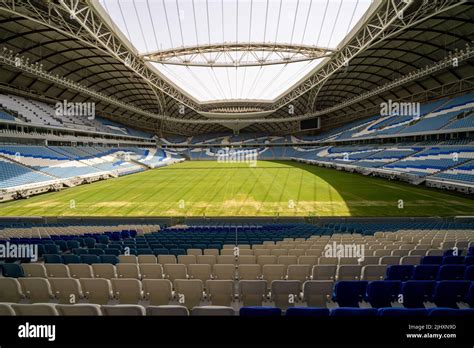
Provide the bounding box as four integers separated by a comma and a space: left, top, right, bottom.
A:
113, 254, 423, 266
8, 262, 445, 283
386, 264, 474, 281
0, 303, 234, 316
421, 255, 474, 265
335, 280, 474, 309
1, 276, 472, 310
2, 303, 474, 317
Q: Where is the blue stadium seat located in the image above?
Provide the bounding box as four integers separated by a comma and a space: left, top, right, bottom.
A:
54, 240, 68, 252
413, 265, 439, 280
239, 307, 281, 317
443, 249, 464, 257
442, 256, 465, 264
88, 248, 105, 256
36, 244, 45, 257
43, 254, 63, 263
100, 255, 119, 265
421, 256, 443, 265
465, 256, 474, 266
365, 280, 401, 308
108, 244, 123, 251
437, 265, 465, 280
127, 248, 138, 256
61, 254, 81, 264
170, 248, 186, 256
428, 308, 474, 317
44, 244, 60, 254
154, 248, 169, 255
285, 307, 330, 317
386, 265, 414, 281
84, 238, 96, 248
80, 255, 100, 265
464, 265, 474, 281
333, 281, 368, 307
98, 235, 109, 244
208, 243, 222, 249
330, 308, 378, 317
66, 241, 80, 250
121, 231, 131, 239
94, 243, 108, 250
72, 248, 89, 255
73, 238, 85, 247
432, 280, 471, 308
378, 308, 429, 317
137, 248, 153, 255
466, 283, 474, 307
468, 247, 474, 256
104, 248, 121, 256
401, 280, 435, 308
1, 263, 24, 278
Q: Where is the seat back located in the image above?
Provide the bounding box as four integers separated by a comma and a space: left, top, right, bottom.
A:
139, 264, 164, 279
206, 280, 234, 306
213, 264, 235, 280
163, 264, 187, 282
158, 255, 177, 264
79, 278, 113, 305
92, 264, 117, 279
271, 280, 301, 309
49, 278, 82, 304
22, 264, 47, 278
333, 281, 368, 307
312, 265, 337, 280
0, 278, 24, 303
45, 264, 70, 278
238, 280, 267, 307
337, 265, 362, 281
146, 305, 189, 316
174, 279, 203, 309
68, 264, 93, 279
197, 255, 216, 266
102, 305, 146, 316
137, 255, 157, 264
191, 306, 235, 316
12, 303, 58, 316
116, 263, 140, 279
56, 303, 99, 315
238, 264, 261, 280
19, 278, 53, 303
111, 278, 143, 304
262, 264, 285, 288
142, 279, 173, 305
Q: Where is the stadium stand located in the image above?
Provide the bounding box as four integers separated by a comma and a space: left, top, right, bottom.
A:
0, 0, 473, 331
0, 221, 473, 316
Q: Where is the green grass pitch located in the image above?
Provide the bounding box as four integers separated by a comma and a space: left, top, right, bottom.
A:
0, 160, 472, 217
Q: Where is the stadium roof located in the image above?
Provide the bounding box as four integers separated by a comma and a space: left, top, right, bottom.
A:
0, 0, 473, 135
97, 0, 372, 102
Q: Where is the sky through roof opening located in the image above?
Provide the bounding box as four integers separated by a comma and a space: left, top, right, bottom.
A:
99, 0, 373, 102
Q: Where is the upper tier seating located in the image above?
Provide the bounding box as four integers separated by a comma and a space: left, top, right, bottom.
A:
0, 94, 153, 139
383, 146, 474, 177
0, 145, 180, 188
0, 157, 54, 189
